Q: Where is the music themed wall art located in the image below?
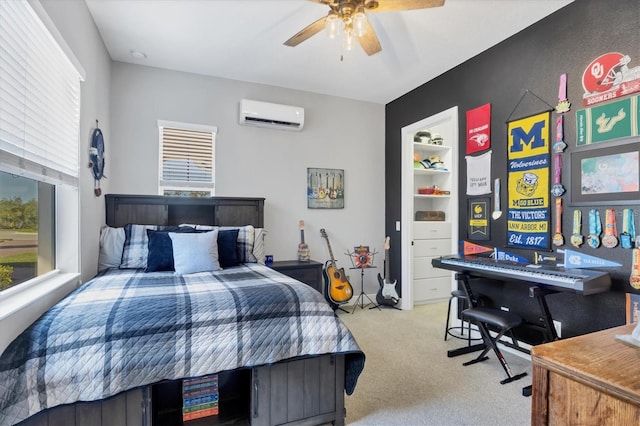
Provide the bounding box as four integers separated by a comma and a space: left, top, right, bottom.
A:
307, 168, 344, 209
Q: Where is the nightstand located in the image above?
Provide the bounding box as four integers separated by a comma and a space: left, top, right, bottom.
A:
271, 260, 324, 293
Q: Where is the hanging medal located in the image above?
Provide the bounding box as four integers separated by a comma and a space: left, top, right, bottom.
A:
553, 116, 567, 153
630, 249, 640, 289
555, 73, 571, 113
587, 209, 601, 249
570, 209, 583, 248
553, 198, 564, 246
620, 209, 635, 249
551, 154, 565, 197
602, 209, 618, 248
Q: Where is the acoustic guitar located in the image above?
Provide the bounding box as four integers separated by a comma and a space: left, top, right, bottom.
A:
320, 228, 353, 305
376, 236, 399, 306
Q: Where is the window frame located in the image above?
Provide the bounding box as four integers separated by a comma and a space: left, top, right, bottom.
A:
157, 120, 217, 196
0, 0, 82, 297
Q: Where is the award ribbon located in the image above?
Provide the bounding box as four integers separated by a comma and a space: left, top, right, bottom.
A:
553, 116, 567, 153
602, 209, 618, 248
555, 73, 571, 113
620, 208, 635, 249
587, 209, 601, 249
630, 248, 640, 289
551, 154, 565, 197
570, 209, 583, 248
553, 198, 564, 246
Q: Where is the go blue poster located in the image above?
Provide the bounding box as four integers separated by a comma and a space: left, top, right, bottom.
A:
506, 111, 551, 250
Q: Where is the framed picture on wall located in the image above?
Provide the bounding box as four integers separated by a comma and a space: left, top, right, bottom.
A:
569, 138, 640, 205
307, 168, 344, 209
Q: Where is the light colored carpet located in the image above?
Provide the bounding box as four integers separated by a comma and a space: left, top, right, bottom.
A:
338, 302, 532, 426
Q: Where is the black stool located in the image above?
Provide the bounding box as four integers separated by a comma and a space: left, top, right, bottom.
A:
461, 307, 528, 385
444, 290, 480, 344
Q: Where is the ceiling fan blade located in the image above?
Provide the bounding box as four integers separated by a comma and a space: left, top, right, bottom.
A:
368, 0, 445, 13
358, 20, 382, 56
284, 16, 328, 47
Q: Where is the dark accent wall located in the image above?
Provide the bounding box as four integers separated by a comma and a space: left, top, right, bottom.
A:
385, 0, 640, 340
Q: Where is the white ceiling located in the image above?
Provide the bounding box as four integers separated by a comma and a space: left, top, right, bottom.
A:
85, 0, 573, 104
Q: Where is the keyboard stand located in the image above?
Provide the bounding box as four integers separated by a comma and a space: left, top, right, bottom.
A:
521, 285, 560, 397
529, 286, 559, 342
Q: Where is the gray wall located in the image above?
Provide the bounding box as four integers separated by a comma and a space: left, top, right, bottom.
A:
109, 63, 386, 286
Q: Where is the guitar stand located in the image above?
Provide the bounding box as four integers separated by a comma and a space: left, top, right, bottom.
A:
370, 302, 401, 310
335, 305, 350, 314
351, 267, 380, 313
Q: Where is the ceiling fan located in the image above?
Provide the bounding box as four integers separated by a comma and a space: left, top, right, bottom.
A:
284, 0, 445, 56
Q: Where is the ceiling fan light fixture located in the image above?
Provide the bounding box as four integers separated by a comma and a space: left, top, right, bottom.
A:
353, 8, 367, 37
342, 29, 353, 51
326, 12, 341, 39
286, 0, 444, 56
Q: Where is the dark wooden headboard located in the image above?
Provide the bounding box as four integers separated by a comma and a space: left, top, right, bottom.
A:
105, 194, 265, 228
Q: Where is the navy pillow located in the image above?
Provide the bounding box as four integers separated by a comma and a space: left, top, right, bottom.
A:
145, 227, 194, 272
218, 229, 240, 268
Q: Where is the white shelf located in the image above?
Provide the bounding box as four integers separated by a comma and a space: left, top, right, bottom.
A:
413, 142, 451, 152
413, 168, 450, 175
414, 194, 451, 199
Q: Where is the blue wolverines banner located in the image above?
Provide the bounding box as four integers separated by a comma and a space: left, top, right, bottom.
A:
507, 111, 551, 250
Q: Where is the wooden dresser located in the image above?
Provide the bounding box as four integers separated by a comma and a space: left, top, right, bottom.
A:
531, 323, 640, 425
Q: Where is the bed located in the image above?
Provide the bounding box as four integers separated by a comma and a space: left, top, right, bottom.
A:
0, 194, 365, 426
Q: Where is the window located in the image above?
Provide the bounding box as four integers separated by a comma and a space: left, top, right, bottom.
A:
0, 172, 54, 290
0, 0, 84, 292
158, 121, 217, 196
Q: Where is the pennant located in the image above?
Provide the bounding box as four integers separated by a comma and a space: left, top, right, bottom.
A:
507, 111, 551, 250
534, 251, 558, 265
576, 96, 638, 146
462, 241, 493, 255
466, 150, 492, 195
558, 249, 622, 269
625, 293, 640, 324
466, 103, 491, 154
467, 197, 490, 241
493, 248, 528, 263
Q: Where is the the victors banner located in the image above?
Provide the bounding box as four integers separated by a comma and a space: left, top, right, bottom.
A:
507, 112, 551, 250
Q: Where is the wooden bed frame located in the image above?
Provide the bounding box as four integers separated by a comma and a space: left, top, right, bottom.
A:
18, 194, 346, 426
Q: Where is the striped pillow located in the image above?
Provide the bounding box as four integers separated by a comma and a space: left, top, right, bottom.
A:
120, 224, 192, 269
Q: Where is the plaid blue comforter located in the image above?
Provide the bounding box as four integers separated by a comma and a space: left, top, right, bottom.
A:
0, 264, 364, 425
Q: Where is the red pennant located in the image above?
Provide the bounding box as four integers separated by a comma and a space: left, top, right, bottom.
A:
463, 241, 493, 255
466, 103, 491, 154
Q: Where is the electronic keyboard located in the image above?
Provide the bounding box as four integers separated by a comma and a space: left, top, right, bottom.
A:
432, 255, 611, 295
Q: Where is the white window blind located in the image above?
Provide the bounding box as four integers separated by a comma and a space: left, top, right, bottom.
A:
158, 121, 216, 195
0, 0, 82, 186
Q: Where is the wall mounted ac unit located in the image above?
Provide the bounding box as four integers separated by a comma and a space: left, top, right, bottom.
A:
239, 99, 304, 131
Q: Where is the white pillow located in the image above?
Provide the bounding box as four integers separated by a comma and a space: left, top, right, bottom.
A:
179, 223, 257, 263
98, 226, 125, 271
169, 230, 220, 274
